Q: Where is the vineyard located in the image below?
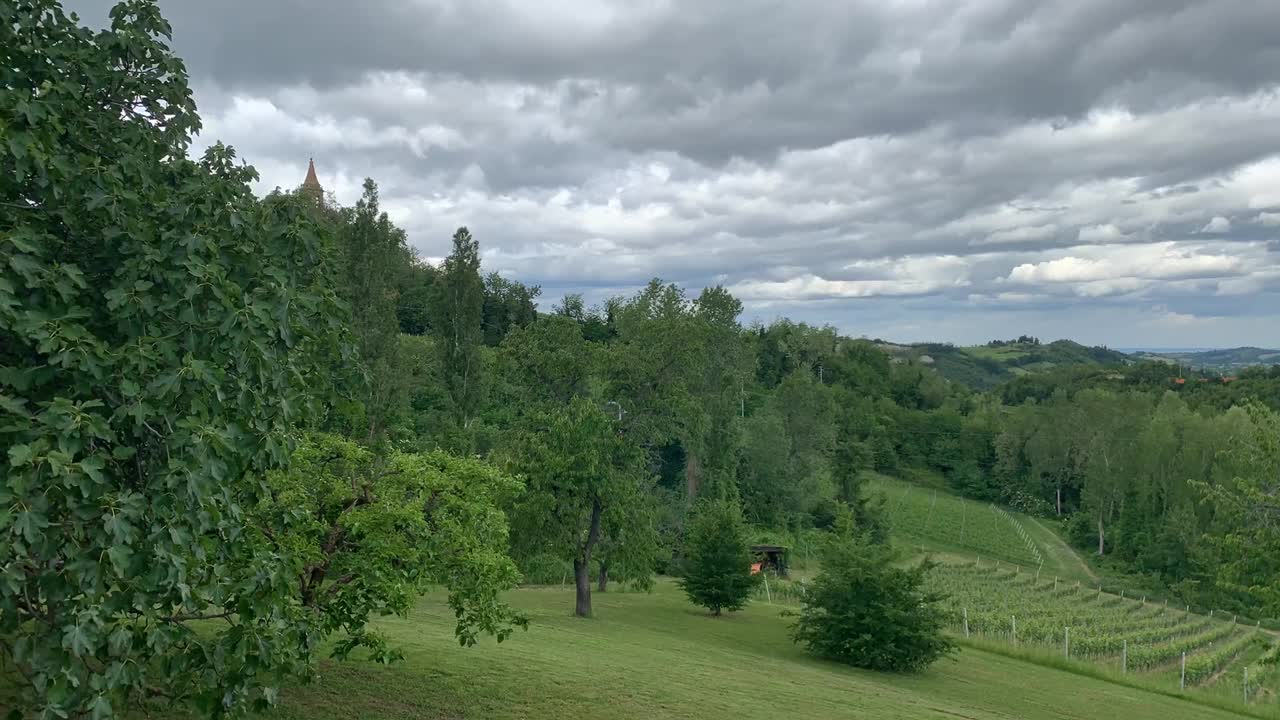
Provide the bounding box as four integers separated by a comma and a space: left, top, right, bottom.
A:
928, 555, 1280, 705
848, 475, 1280, 709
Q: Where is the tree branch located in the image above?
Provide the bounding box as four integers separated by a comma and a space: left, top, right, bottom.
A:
160, 610, 232, 623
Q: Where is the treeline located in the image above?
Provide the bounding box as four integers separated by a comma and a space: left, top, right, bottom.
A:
332, 206, 985, 601
983, 370, 1280, 616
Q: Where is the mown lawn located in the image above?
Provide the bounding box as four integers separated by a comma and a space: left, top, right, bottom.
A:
255, 581, 1261, 720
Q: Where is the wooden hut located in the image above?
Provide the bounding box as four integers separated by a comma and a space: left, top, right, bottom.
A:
750, 545, 788, 577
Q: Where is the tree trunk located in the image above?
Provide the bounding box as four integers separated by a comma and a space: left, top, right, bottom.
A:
597, 562, 609, 592
685, 451, 702, 502
574, 497, 604, 617
1097, 515, 1105, 556
573, 558, 592, 617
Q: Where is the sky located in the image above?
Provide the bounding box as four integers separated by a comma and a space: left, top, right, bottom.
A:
71, 0, 1280, 348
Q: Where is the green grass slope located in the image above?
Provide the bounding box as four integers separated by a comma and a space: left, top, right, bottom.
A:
865, 473, 1094, 584
253, 582, 1259, 720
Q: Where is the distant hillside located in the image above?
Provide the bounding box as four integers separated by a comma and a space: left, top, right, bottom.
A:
1129, 347, 1280, 373
875, 339, 1129, 390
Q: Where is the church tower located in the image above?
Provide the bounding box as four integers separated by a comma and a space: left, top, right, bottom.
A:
301, 158, 324, 204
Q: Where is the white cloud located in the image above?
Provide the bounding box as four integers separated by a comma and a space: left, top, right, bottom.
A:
119, 0, 1280, 346
1200, 216, 1232, 234
1077, 224, 1126, 243
1008, 243, 1243, 286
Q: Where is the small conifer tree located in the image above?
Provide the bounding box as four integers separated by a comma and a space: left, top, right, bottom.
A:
678, 499, 758, 615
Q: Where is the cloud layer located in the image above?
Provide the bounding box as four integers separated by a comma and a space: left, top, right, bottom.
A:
71, 0, 1280, 346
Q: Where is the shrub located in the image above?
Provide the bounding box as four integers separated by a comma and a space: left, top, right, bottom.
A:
791, 533, 955, 671
678, 499, 758, 615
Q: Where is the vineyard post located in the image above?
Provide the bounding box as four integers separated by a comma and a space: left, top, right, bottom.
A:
963, 607, 970, 638
763, 572, 772, 604
1244, 666, 1249, 703
1012, 615, 1017, 643
1054, 577, 1058, 592
1036, 567, 1040, 583
1064, 626, 1069, 659
1232, 614, 1237, 624
1122, 639, 1127, 673
1180, 652, 1186, 690
1120, 590, 1125, 600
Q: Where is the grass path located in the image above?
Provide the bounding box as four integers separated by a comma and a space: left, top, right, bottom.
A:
1026, 516, 1099, 583
250, 581, 1261, 720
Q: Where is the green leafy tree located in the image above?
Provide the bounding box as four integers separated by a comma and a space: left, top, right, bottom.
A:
677, 500, 757, 615
605, 281, 709, 500
496, 319, 657, 615
431, 227, 485, 449
1198, 405, 1280, 615
505, 397, 656, 617
255, 434, 527, 660
0, 2, 350, 715
396, 261, 437, 336
791, 516, 954, 671
333, 180, 413, 441
481, 272, 540, 346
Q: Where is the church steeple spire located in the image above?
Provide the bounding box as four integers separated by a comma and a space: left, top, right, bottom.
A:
301, 157, 323, 201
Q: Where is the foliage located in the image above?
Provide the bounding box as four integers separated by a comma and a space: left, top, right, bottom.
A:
0, 2, 353, 715
431, 227, 486, 449
255, 434, 527, 661
503, 394, 657, 617
677, 500, 757, 615
791, 531, 954, 671
1197, 404, 1280, 617
331, 179, 413, 441
481, 272, 539, 346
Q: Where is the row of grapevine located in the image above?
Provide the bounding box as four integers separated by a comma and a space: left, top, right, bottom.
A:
926, 560, 1279, 700
1182, 632, 1268, 685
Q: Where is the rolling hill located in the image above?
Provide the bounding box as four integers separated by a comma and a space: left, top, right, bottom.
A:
1128, 347, 1280, 373
875, 339, 1130, 389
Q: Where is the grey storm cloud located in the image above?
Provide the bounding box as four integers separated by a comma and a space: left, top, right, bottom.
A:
67, 0, 1280, 347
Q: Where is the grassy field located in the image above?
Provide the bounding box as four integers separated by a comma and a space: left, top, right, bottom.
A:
865, 473, 1094, 583
245, 581, 1267, 720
